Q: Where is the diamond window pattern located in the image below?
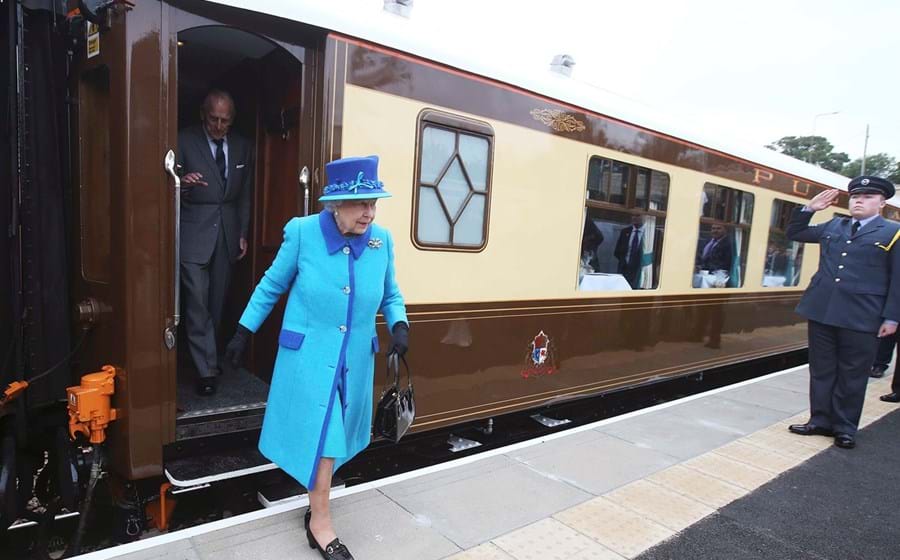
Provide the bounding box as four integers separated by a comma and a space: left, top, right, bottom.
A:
415, 117, 493, 250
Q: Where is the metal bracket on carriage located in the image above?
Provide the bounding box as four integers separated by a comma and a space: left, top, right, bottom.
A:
447, 434, 482, 453
530, 413, 572, 428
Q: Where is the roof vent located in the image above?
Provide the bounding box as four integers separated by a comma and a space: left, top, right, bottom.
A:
384, 0, 413, 18
550, 54, 575, 77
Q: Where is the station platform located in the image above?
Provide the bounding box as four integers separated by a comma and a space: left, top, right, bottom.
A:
83, 366, 900, 560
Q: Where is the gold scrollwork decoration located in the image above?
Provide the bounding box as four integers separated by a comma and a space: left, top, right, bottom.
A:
530, 108, 586, 133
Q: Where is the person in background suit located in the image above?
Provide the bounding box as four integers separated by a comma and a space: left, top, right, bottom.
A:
177, 90, 254, 395
614, 214, 644, 289
786, 176, 900, 449
696, 223, 733, 274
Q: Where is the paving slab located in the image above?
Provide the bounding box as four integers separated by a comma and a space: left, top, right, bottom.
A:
553, 497, 674, 559
113, 540, 200, 560
509, 431, 679, 495
491, 518, 619, 560
664, 395, 791, 435
757, 369, 810, 393
715, 383, 809, 414
380, 455, 591, 549
596, 409, 741, 461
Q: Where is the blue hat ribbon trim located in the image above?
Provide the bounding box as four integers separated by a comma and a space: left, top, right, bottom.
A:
323, 171, 385, 196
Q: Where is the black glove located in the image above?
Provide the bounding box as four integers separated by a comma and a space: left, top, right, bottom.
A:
389, 322, 409, 357
224, 324, 252, 367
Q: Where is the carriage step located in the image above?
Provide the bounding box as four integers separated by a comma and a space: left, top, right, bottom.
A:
257, 471, 345, 508
164, 446, 276, 487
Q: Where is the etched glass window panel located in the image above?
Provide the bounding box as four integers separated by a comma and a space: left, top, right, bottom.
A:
417, 187, 451, 243
587, 158, 609, 202
458, 134, 489, 191
453, 193, 486, 245
437, 157, 471, 220
650, 171, 669, 212
421, 126, 456, 184
635, 168, 650, 209
609, 161, 629, 205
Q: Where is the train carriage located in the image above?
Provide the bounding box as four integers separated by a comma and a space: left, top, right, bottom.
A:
2, 0, 894, 545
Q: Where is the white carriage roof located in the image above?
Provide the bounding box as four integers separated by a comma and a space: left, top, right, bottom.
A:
206, 1, 866, 198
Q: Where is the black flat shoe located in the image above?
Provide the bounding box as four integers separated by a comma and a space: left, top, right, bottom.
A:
788, 423, 833, 437
834, 433, 856, 449
306, 509, 354, 560
196, 378, 217, 396
880, 392, 900, 403
870, 367, 887, 379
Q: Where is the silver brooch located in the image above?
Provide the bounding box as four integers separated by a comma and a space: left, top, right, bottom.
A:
368, 238, 383, 249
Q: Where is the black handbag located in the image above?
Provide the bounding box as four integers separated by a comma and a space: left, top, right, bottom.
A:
373, 353, 415, 443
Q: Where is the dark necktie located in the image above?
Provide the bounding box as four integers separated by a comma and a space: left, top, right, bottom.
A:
629, 228, 641, 264
214, 138, 226, 182
851, 221, 860, 236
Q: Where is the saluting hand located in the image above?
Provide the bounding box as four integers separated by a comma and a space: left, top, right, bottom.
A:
878, 322, 898, 338
807, 189, 841, 212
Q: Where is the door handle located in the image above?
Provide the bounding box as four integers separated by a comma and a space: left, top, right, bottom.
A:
163, 150, 181, 350
300, 165, 310, 216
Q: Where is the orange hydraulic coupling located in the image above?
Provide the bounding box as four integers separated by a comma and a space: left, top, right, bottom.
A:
67, 365, 120, 444
1, 380, 29, 406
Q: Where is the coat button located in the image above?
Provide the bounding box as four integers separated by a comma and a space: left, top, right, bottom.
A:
841, 252, 847, 257
339, 325, 347, 333
838, 265, 844, 269
846, 240, 852, 244
343, 286, 351, 295
342, 246, 351, 255
835, 278, 841, 282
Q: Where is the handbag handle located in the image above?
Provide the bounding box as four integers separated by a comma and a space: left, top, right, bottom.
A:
385, 352, 413, 390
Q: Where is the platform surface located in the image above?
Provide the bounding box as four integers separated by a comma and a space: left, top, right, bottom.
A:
88, 367, 900, 560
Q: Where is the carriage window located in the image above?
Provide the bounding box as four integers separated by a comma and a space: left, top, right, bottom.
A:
78, 66, 112, 283
413, 110, 493, 250
763, 200, 804, 287
578, 156, 669, 291
694, 183, 754, 288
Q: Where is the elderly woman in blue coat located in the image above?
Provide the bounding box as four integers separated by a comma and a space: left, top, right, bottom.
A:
224, 156, 408, 560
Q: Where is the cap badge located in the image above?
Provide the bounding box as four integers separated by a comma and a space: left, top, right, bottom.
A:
862, 178, 870, 186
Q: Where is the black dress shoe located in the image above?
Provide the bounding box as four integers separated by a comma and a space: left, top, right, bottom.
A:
870, 366, 887, 379
196, 378, 217, 396
834, 433, 856, 449
880, 392, 900, 403
788, 423, 833, 436
306, 509, 354, 560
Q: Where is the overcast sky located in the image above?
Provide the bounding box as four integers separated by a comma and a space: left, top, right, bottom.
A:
358, 0, 900, 164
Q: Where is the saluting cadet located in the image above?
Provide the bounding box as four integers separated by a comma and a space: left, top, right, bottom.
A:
786, 176, 900, 449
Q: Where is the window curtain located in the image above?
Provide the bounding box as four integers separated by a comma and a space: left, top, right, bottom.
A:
729, 229, 743, 288
639, 205, 659, 289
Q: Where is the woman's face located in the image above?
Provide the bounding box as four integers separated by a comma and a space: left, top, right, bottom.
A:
335, 199, 377, 235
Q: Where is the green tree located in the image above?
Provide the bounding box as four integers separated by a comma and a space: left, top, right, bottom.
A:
842, 153, 897, 179
890, 163, 900, 185
765, 135, 850, 172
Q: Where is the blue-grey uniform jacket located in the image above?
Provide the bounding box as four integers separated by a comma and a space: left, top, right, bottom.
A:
787, 208, 900, 333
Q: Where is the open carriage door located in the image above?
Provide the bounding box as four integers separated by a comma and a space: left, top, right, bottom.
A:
168, 5, 328, 428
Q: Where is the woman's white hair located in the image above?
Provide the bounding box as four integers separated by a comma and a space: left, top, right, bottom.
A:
323, 200, 344, 213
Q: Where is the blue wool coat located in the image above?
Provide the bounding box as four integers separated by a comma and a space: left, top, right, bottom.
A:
238, 212, 407, 489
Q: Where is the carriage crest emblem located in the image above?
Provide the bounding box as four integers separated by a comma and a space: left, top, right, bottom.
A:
521, 330, 558, 379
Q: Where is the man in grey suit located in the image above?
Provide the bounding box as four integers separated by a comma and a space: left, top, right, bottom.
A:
178, 90, 253, 395
786, 176, 900, 448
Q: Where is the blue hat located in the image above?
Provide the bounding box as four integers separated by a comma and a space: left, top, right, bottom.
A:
319, 155, 392, 202
848, 175, 895, 199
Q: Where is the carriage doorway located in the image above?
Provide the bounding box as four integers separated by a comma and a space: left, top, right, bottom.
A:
174, 24, 317, 439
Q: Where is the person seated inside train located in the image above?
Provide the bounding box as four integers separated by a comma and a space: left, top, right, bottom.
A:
694, 223, 732, 287
614, 213, 645, 289
579, 218, 604, 277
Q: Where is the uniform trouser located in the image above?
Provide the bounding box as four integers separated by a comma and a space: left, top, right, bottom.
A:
181, 227, 232, 379
873, 332, 898, 370
808, 320, 879, 436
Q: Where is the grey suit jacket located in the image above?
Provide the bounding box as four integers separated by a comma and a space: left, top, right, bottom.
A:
788, 208, 900, 333
177, 125, 254, 264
